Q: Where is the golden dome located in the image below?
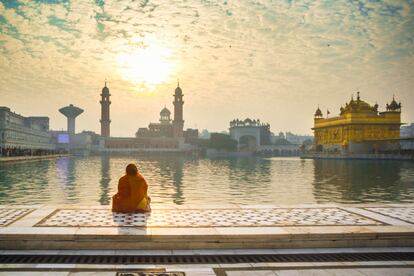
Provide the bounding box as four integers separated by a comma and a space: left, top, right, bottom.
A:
341, 92, 378, 114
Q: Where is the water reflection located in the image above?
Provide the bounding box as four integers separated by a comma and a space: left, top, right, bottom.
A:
56, 157, 80, 203
312, 160, 414, 203
0, 156, 413, 205
99, 156, 111, 205
0, 159, 50, 204
143, 156, 186, 205
226, 157, 272, 200
171, 157, 185, 205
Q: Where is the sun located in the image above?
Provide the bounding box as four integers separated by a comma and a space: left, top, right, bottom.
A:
117, 38, 175, 90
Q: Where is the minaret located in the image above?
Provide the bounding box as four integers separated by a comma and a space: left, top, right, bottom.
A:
100, 81, 111, 137
173, 82, 184, 138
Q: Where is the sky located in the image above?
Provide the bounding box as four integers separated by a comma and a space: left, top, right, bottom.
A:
0, 0, 413, 137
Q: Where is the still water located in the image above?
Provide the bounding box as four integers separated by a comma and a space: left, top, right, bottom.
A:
0, 156, 413, 205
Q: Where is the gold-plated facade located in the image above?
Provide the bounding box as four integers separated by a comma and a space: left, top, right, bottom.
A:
313, 93, 401, 150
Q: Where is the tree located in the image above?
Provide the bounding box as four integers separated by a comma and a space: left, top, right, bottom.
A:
198, 133, 238, 151
302, 138, 314, 146
273, 138, 291, 145
199, 129, 211, 139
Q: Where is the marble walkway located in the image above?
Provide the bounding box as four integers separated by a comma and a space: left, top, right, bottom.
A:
0, 203, 414, 250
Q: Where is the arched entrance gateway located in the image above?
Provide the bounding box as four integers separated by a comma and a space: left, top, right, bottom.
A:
239, 135, 258, 151
229, 118, 269, 151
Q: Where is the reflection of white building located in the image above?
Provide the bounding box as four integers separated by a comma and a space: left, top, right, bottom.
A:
0, 106, 55, 153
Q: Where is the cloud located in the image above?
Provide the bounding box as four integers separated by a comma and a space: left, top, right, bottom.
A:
0, 0, 413, 135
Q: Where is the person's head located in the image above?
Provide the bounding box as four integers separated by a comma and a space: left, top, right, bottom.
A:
126, 163, 138, 176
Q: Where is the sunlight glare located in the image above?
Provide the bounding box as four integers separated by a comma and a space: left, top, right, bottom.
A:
117, 39, 174, 90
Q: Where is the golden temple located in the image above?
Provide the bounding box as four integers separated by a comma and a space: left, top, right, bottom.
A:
313, 92, 402, 154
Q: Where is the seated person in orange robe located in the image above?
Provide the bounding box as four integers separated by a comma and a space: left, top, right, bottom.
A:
112, 163, 151, 213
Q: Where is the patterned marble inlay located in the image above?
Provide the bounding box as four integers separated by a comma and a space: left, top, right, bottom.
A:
0, 208, 33, 226
35, 208, 383, 227
365, 207, 414, 224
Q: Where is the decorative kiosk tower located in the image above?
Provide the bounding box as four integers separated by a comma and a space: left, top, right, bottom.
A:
173, 83, 184, 138
100, 82, 111, 137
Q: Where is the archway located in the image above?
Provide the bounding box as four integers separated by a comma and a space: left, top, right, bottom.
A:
239, 135, 257, 152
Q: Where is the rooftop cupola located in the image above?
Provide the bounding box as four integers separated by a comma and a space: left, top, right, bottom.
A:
160, 106, 171, 124
386, 95, 402, 112
314, 106, 323, 118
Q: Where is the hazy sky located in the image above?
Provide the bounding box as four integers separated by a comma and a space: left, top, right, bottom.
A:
1, 0, 413, 136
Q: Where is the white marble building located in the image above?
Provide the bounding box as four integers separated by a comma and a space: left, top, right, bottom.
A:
0, 106, 55, 152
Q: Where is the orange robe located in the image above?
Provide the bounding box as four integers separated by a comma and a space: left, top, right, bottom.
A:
112, 173, 151, 213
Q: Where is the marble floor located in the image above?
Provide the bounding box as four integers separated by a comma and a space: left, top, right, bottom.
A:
364, 207, 414, 224
2, 204, 413, 228
0, 204, 413, 250
35, 207, 383, 228
0, 208, 34, 226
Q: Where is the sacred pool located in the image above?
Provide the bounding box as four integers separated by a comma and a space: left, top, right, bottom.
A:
0, 156, 413, 205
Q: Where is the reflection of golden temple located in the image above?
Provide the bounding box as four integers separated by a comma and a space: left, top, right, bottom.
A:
312, 92, 402, 154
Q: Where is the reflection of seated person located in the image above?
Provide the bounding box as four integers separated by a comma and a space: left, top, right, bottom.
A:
112, 163, 151, 213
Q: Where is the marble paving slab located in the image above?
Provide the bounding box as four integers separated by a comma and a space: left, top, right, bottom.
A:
0, 208, 34, 227
364, 207, 414, 224
34, 208, 384, 228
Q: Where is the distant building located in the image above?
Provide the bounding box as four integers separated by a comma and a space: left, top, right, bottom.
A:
312, 92, 402, 154
136, 107, 174, 138
199, 129, 211, 139
100, 82, 111, 137
134, 83, 197, 149
102, 83, 196, 152
271, 135, 290, 146
401, 123, 414, 138
137, 83, 186, 139
0, 106, 55, 156
103, 137, 178, 151
400, 124, 414, 152
184, 128, 199, 144
50, 130, 97, 155
229, 118, 271, 151
284, 132, 314, 145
